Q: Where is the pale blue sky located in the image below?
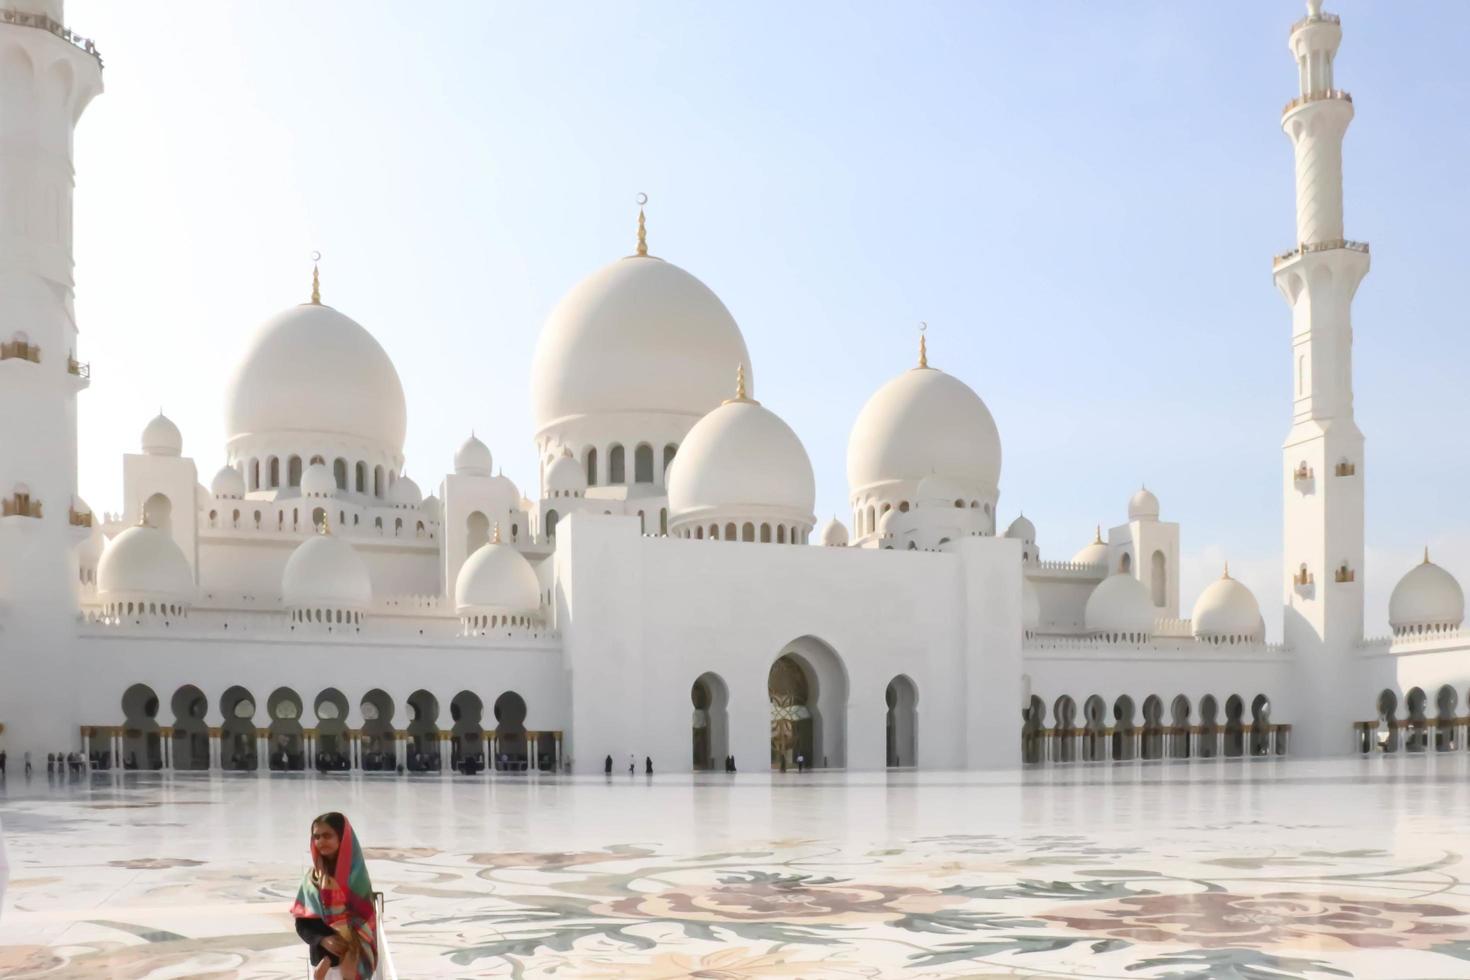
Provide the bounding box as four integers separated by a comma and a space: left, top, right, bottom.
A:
66, 2, 1470, 637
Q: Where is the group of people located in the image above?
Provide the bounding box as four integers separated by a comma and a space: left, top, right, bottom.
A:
603, 754, 657, 775
0, 750, 93, 777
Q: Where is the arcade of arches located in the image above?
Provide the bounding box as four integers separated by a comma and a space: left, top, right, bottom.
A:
1021, 691, 1292, 764
84, 683, 563, 774
1357, 685, 1470, 754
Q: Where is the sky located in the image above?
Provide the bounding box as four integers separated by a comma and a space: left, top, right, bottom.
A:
65, 1, 1470, 639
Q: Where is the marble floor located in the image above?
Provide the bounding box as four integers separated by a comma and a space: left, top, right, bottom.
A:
2, 756, 1470, 979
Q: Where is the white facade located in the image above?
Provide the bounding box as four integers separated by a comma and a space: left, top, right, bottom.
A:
1, 1, 1467, 775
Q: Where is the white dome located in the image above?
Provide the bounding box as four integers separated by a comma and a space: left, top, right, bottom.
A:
1389, 552, 1464, 633
847, 366, 1001, 497
224, 302, 406, 453
97, 524, 193, 602
281, 532, 372, 611
1006, 514, 1036, 542
1128, 486, 1160, 521
531, 255, 752, 430
1072, 528, 1109, 566
1085, 572, 1154, 638
454, 434, 492, 477
545, 453, 586, 494
210, 465, 245, 499
915, 473, 969, 507
422, 494, 442, 521
141, 413, 182, 456
77, 526, 105, 567
455, 539, 540, 614
667, 397, 815, 525
1022, 578, 1041, 632
300, 461, 336, 498
1192, 569, 1262, 642
819, 517, 849, 547
389, 474, 422, 507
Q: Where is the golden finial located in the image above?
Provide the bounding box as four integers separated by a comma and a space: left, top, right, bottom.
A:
1222, 561, 1230, 579
1093, 524, 1102, 545
1424, 545, 1431, 565
492, 521, 501, 544
723, 362, 757, 405
318, 511, 331, 535
635, 193, 648, 257
918, 322, 928, 369
310, 250, 322, 305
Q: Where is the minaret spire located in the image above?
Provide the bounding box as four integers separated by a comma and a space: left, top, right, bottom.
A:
310, 250, 322, 304
635, 192, 648, 257
917, 322, 928, 369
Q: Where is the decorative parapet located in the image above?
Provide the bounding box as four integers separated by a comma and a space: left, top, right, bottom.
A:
1335, 460, 1357, 477
1151, 617, 1195, 638
2, 492, 41, 518
1281, 88, 1352, 117
1334, 563, 1355, 583
68, 506, 92, 527
1293, 564, 1314, 587
1025, 634, 1289, 656
1290, 10, 1340, 35
0, 339, 40, 363
1033, 559, 1107, 576
0, 8, 102, 67
1273, 238, 1369, 268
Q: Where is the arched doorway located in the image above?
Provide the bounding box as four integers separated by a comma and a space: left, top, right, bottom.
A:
1405, 687, 1428, 752
493, 691, 528, 770
170, 684, 210, 770
691, 672, 729, 771
1375, 689, 1399, 753
220, 686, 257, 771
1436, 685, 1459, 751
769, 637, 848, 770
1021, 693, 1045, 765
1111, 695, 1136, 761
121, 683, 162, 770
1198, 694, 1220, 759
1082, 695, 1107, 762
886, 675, 918, 768
450, 691, 485, 773
1053, 695, 1077, 763
1169, 694, 1191, 759
360, 689, 396, 771
267, 687, 305, 770
1223, 694, 1246, 757
314, 688, 349, 770
143, 492, 172, 532
1249, 694, 1272, 756
1140, 694, 1164, 760
407, 689, 440, 772
466, 511, 489, 554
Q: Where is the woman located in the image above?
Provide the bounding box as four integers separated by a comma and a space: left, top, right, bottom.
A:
291, 812, 377, 980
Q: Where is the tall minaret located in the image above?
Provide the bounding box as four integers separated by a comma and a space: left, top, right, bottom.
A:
1275, 0, 1367, 756
0, 2, 103, 750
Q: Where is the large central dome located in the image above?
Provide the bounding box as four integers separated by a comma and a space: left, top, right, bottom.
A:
530, 255, 752, 432
225, 303, 407, 453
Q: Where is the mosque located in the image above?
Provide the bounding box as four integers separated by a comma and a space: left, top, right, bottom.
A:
0, 1, 1466, 775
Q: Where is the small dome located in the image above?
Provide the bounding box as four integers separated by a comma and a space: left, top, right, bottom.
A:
422, 494, 442, 521
545, 453, 586, 495
282, 532, 372, 611
141, 413, 182, 457
455, 434, 492, 477
1128, 486, 1160, 521
1389, 552, 1464, 634
225, 302, 406, 454
97, 524, 193, 602
210, 465, 245, 499
301, 461, 336, 498
531, 254, 752, 431
1072, 527, 1109, 566
1192, 567, 1262, 642
389, 474, 422, 507
1085, 572, 1154, 638
667, 397, 815, 526
876, 508, 899, 539
1022, 578, 1041, 632
915, 473, 968, 507
455, 537, 540, 614
847, 365, 1001, 498
77, 525, 105, 567
819, 517, 849, 547
1005, 514, 1036, 543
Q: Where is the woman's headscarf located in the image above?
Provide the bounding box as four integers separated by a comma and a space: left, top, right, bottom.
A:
290, 813, 377, 980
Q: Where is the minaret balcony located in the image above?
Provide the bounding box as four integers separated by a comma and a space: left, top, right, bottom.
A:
1289, 11, 1339, 36
1273, 238, 1369, 268
1334, 460, 1357, 477
0, 9, 104, 68
1334, 564, 1355, 584
0, 339, 41, 363
67, 356, 90, 379
68, 507, 92, 528
1281, 88, 1351, 118
2, 492, 42, 519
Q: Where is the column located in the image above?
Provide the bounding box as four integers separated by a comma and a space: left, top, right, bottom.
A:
162, 729, 171, 769
528, 731, 538, 772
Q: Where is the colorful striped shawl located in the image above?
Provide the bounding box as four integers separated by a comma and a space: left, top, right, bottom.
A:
290, 817, 377, 980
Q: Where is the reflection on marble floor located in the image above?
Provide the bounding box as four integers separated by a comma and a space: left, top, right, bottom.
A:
2, 757, 1470, 978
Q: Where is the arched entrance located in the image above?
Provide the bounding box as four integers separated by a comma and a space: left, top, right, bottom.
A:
1021, 694, 1045, 765
1082, 695, 1107, 762
493, 691, 528, 770
1169, 694, 1191, 759
170, 684, 210, 770
1436, 685, 1459, 751
1223, 694, 1246, 757
121, 683, 163, 770
691, 672, 729, 771
1375, 689, 1399, 753
450, 691, 485, 773
1053, 695, 1077, 763
220, 686, 257, 771
407, 689, 440, 772
885, 675, 918, 768
267, 687, 305, 770
769, 637, 848, 770
360, 689, 396, 771
314, 688, 349, 770
1111, 695, 1136, 762
1140, 694, 1164, 760
1405, 687, 1429, 752
1249, 694, 1272, 756
1198, 694, 1220, 759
